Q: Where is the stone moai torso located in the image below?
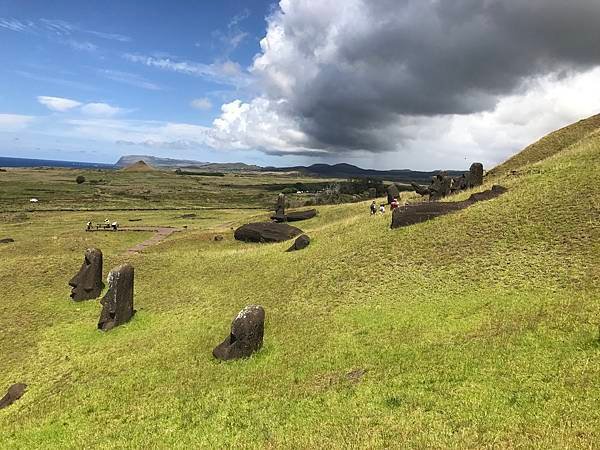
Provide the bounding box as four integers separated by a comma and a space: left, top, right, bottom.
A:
69, 248, 104, 301
98, 264, 135, 331
213, 305, 265, 361
469, 163, 484, 187
386, 184, 400, 204
275, 193, 286, 219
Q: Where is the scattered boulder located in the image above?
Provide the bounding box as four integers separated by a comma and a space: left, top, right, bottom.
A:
69, 248, 104, 301
214, 234, 224, 241
128, 218, 142, 222
0, 238, 15, 244
0, 383, 26, 409
387, 184, 400, 204
286, 234, 310, 252
98, 264, 135, 331
213, 305, 265, 361
180, 213, 196, 219
234, 222, 303, 243
272, 209, 317, 222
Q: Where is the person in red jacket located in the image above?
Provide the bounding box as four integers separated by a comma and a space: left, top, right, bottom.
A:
390, 198, 399, 210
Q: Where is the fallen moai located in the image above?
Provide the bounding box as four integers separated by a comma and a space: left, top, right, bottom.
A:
98, 264, 135, 331
0, 238, 14, 244
411, 162, 485, 200
391, 185, 507, 229
69, 248, 104, 301
272, 209, 317, 222
0, 383, 26, 409
213, 305, 265, 361
286, 234, 310, 252
234, 222, 303, 243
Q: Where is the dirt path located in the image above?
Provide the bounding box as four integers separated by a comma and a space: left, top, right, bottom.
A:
87, 226, 184, 255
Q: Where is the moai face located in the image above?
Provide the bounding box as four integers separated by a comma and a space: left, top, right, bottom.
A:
69, 248, 104, 301
98, 264, 135, 331
213, 305, 265, 361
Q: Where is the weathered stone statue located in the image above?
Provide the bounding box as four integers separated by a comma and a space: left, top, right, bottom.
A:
468, 162, 484, 187
411, 162, 484, 200
213, 305, 265, 361
386, 184, 400, 204
98, 264, 135, 331
274, 193, 286, 221
0, 383, 26, 409
69, 248, 104, 301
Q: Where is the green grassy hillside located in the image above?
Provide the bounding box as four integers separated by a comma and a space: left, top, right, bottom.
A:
0, 119, 599, 448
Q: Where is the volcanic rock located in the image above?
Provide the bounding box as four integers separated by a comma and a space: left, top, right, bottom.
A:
234, 222, 303, 243
273, 193, 286, 222
69, 248, 104, 301
98, 264, 135, 331
213, 305, 265, 361
0, 238, 15, 244
286, 234, 310, 252
214, 234, 224, 241
272, 209, 317, 222
0, 383, 26, 409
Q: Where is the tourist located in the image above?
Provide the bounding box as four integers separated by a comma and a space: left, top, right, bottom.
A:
390, 197, 399, 210
111, 221, 119, 231
370, 201, 377, 215
86, 221, 92, 231
379, 204, 385, 214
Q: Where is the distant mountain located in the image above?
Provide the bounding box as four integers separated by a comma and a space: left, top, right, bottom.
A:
261, 163, 464, 182
115, 155, 260, 171
115, 155, 209, 168
121, 160, 156, 172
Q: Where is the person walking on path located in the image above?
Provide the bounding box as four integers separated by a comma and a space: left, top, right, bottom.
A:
370, 201, 377, 215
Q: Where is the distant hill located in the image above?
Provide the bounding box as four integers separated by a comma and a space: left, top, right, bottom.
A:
121, 160, 155, 172
261, 163, 464, 182
115, 155, 259, 171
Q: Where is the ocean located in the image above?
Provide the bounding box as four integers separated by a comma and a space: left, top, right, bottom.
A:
0, 156, 115, 169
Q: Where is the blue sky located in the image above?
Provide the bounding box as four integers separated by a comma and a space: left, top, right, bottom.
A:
1, 0, 599, 170
0, 0, 282, 165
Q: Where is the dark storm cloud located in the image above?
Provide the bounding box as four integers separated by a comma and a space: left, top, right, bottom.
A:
257, 0, 600, 152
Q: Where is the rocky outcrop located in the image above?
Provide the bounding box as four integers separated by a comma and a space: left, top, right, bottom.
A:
69, 248, 104, 301
234, 222, 303, 243
213, 305, 265, 361
286, 234, 310, 252
98, 264, 135, 331
411, 162, 485, 200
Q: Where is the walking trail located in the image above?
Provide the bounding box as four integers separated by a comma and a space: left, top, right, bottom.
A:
88, 226, 184, 255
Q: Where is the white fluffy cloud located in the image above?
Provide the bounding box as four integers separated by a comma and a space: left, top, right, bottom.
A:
37, 96, 82, 112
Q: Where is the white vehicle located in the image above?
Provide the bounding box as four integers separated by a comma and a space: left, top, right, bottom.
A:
29, 198, 39, 203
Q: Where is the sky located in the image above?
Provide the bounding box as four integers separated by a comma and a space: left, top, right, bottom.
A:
1, 0, 599, 170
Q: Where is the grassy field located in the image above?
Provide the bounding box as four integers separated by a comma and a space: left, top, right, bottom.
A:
0, 118, 599, 448
0, 167, 341, 211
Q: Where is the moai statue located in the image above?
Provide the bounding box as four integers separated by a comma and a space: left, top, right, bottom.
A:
98, 264, 135, 331
213, 305, 265, 361
69, 248, 104, 301
469, 163, 484, 187
386, 184, 400, 204
274, 193, 286, 221
0, 383, 27, 409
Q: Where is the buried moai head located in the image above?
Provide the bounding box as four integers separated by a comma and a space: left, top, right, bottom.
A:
98, 264, 135, 331
69, 248, 104, 301
469, 163, 484, 187
213, 305, 265, 361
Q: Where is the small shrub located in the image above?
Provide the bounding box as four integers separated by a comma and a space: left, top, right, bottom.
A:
76, 175, 86, 184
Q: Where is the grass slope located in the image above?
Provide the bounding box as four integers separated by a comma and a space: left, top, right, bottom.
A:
488, 113, 600, 177
0, 122, 599, 447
